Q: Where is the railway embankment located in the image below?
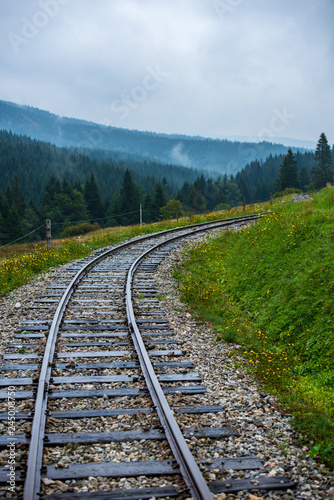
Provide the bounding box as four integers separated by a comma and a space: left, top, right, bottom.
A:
173, 187, 334, 471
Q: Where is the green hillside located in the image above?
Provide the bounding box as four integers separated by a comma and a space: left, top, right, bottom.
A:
174, 188, 334, 467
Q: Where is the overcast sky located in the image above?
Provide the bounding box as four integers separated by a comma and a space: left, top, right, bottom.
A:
0, 0, 333, 144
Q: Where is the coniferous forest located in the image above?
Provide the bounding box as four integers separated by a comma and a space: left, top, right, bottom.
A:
0, 129, 333, 245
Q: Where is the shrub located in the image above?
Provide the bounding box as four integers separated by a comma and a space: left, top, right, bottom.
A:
62, 222, 101, 237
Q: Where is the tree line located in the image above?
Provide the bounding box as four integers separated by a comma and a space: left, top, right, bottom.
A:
235, 133, 334, 203
0, 168, 244, 244
0, 131, 333, 246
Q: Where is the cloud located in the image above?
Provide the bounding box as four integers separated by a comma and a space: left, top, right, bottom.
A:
0, 0, 333, 143
170, 143, 192, 167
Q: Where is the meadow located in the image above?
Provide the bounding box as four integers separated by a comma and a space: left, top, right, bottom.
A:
174, 187, 334, 467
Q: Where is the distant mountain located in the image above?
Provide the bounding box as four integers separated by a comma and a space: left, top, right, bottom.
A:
0, 99, 306, 175
224, 135, 316, 150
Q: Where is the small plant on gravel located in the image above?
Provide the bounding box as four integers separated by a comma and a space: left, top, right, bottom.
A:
221, 329, 238, 344
278, 442, 289, 456
65, 442, 79, 452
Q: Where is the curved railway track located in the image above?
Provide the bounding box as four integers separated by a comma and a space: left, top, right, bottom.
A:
0, 214, 296, 499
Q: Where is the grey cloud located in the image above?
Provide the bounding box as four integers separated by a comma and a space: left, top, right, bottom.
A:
0, 0, 333, 143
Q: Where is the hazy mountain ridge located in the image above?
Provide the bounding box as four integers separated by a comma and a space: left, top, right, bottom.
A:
0, 99, 306, 174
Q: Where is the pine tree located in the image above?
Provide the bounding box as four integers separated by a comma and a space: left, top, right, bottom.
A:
84, 172, 104, 220
152, 182, 168, 221
0, 191, 8, 244
212, 178, 228, 209
43, 174, 61, 205
177, 181, 191, 210
188, 183, 206, 212
226, 179, 242, 206
161, 177, 169, 202
203, 178, 215, 210
298, 166, 310, 191
69, 190, 90, 222
236, 173, 252, 204
275, 149, 299, 191
120, 169, 140, 224
311, 133, 333, 189
143, 193, 154, 223
9, 176, 26, 216
22, 204, 41, 241
107, 192, 122, 226
5, 205, 23, 243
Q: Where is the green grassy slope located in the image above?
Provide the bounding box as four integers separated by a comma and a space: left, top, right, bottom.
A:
174, 188, 334, 467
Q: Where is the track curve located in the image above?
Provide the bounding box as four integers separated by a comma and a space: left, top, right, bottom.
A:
0, 213, 296, 499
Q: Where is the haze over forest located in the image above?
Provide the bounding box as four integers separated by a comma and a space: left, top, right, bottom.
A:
0, 99, 333, 247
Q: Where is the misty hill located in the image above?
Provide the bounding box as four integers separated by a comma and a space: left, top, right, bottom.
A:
0, 99, 303, 174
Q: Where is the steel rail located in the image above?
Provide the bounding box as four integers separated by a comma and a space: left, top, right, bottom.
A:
125, 217, 261, 499
23, 213, 262, 500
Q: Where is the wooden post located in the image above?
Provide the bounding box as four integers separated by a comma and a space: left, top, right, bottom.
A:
46, 219, 52, 249
139, 204, 142, 226
270, 192, 273, 205
243, 197, 245, 211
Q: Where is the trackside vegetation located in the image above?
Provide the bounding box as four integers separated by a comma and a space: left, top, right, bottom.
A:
0, 204, 265, 296
173, 187, 334, 468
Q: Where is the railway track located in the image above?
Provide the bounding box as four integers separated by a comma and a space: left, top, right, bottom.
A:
0, 214, 296, 499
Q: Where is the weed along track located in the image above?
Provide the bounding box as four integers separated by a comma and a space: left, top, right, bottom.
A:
0, 215, 298, 500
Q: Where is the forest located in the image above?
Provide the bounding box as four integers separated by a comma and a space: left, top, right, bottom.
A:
0, 130, 333, 245
235, 133, 334, 203
0, 130, 200, 205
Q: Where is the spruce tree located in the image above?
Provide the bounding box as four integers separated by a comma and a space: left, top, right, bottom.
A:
5, 205, 23, 243
10, 176, 26, 216
311, 133, 333, 189
152, 182, 168, 221
275, 149, 299, 191
107, 192, 122, 226
120, 169, 140, 224
0, 191, 7, 244
84, 172, 104, 220
203, 178, 215, 210
143, 193, 154, 223
22, 205, 41, 240
298, 166, 310, 191
43, 174, 61, 205
188, 183, 206, 212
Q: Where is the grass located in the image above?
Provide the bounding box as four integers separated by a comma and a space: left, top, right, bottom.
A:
0, 203, 266, 296
173, 187, 334, 468
0, 240, 90, 296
